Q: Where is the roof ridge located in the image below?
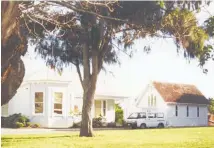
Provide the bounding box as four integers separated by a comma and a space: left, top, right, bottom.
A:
152, 81, 196, 87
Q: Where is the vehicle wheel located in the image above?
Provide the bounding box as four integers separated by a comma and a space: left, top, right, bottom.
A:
157, 123, 164, 128
140, 123, 146, 129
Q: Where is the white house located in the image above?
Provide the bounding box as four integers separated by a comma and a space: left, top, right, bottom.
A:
1, 80, 128, 128
124, 81, 209, 127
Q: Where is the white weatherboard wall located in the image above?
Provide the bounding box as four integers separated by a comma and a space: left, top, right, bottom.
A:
5, 80, 124, 128
137, 84, 167, 111
8, 81, 74, 128
166, 104, 208, 127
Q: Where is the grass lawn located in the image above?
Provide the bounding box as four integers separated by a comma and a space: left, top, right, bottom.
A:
2, 127, 214, 148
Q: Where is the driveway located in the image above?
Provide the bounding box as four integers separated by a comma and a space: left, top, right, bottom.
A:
1, 128, 126, 135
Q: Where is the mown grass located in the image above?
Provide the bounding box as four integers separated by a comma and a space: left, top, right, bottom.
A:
2, 127, 214, 148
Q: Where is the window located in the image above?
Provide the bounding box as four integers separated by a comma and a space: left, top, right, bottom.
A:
197, 106, 199, 117
128, 113, 138, 119
35, 92, 44, 114
154, 96, 157, 106
103, 100, 106, 116
156, 113, 164, 118
151, 94, 153, 106
138, 112, 146, 118
148, 95, 157, 107
175, 105, 178, 117
187, 106, 189, 117
148, 96, 151, 106
148, 113, 156, 118
54, 92, 63, 115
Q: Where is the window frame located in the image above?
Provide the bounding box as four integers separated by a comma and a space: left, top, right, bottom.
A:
33, 92, 45, 116
148, 113, 156, 118
148, 96, 151, 107
186, 106, 189, 117
53, 92, 63, 116
197, 106, 199, 117
175, 105, 178, 117
138, 112, 147, 119
151, 94, 154, 106
154, 96, 157, 107
102, 100, 107, 117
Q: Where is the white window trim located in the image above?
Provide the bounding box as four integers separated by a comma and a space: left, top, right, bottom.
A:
53, 92, 63, 117
51, 87, 66, 117
33, 91, 45, 116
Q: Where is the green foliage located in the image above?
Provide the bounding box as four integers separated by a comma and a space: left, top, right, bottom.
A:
72, 122, 81, 128
30, 123, 40, 128
204, 16, 214, 37
209, 98, 214, 114
162, 9, 208, 54
15, 122, 24, 128
115, 104, 124, 125
107, 122, 116, 128
92, 116, 104, 128
1, 113, 30, 128
26, 122, 32, 127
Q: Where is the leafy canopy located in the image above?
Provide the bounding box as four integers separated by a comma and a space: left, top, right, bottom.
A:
23, 1, 213, 74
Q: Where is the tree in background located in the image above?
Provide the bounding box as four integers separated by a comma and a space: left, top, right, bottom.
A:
209, 98, 214, 114
115, 104, 124, 125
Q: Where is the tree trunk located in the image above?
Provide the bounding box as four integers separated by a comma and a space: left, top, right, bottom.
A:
1, 1, 27, 105
79, 75, 97, 137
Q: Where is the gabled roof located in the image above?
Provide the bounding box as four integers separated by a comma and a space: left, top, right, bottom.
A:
153, 81, 209, 105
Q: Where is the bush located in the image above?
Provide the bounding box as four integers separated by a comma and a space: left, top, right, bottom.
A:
107, 122, 116, 128
1, 114, 30, 128
72, 122, 81, 128
93, 116, 103, 128
115, 104, 124, 125
15, 122, 24, 128
26, 122, 32, 127
19, 116, 30, 123
31, 123, 40, 128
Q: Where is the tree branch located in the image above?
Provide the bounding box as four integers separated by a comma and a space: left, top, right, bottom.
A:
52, 1, 127, 22
76, 59, 84, 89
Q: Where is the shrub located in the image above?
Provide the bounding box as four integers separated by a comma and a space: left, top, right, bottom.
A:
115, 104, 124, 125
93, 116, 103, 128
19, 116, 30, 123
107, 122, 116, 128
31, 123, 40, 128
1, 114, 30, 128
15, 122, 24, 128
1, 117, 6, 127
26, 122, 32, 127
122, 120, 129, 128
73, 122, 81, 128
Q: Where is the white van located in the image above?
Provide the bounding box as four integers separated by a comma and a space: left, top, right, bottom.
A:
126, 112, 167, 129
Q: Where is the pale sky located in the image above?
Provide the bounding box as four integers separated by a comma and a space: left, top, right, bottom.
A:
22, 3, 214, 98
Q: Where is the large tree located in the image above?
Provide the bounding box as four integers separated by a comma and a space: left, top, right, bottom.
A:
27, 1, 213, 137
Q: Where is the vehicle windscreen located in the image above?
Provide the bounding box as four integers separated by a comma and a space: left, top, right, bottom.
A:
128, 113, 138, 119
